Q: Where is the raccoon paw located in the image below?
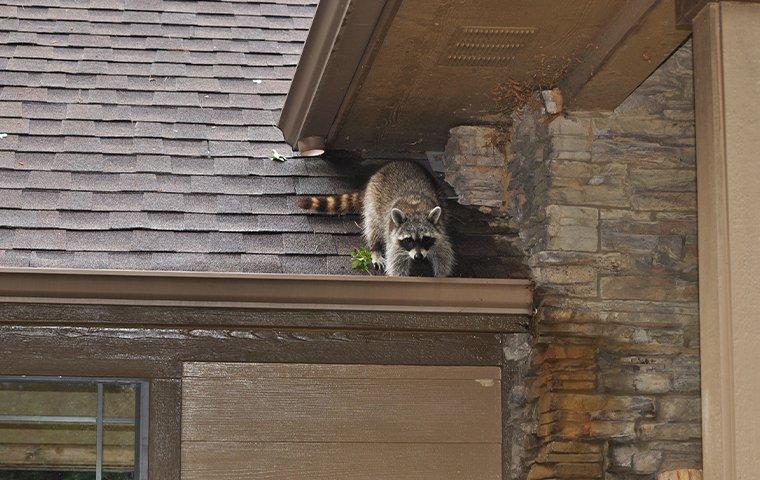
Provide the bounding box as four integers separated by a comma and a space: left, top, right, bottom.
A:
371, 251, 386, 271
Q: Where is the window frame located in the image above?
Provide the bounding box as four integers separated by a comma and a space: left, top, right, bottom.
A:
0, 375, 150, 480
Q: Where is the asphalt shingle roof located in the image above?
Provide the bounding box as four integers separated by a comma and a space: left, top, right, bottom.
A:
0, 0, 369, 273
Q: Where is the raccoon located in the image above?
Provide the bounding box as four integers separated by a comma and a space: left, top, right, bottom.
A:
298, 161, 455, 277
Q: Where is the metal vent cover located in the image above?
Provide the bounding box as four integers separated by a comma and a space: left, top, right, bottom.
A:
441, 26, 536, 66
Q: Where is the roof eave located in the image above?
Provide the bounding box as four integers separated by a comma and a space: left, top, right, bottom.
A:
277, 0, 398, 152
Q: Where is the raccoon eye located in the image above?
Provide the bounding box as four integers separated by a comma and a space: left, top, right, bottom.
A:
420, 236, 436, 249
399, 238, 414, 250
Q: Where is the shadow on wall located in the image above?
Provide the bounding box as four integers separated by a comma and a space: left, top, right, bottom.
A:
320, 153, 530, 279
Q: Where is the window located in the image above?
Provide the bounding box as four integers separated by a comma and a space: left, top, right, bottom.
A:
0, 377, 148, 480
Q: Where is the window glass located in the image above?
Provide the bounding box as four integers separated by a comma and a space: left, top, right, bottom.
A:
0, 379, 146, 480
103, 384, 138, 478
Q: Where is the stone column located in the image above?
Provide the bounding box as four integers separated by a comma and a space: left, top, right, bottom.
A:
692, 3, 760, 479
506, 41, 701, 479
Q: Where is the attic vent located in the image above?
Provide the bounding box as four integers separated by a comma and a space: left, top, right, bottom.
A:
441, 26, 536, 66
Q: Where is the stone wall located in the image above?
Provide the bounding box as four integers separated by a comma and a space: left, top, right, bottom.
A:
443, 126, 509, 208
435, 40, 702, 479
507, 40, 700, 480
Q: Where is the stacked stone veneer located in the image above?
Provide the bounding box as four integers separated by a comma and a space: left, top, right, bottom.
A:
500, 41, 700, 479
443, 126, 509, 208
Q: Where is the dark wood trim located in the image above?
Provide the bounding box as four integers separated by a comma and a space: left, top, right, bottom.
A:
501, 359, 517, 480
0, 302, 529, 333
149, 379, 181, 480
676, 0, 760, 28
561, 0, 690, 110
0, 268, 533, 316
0, 325, 504, 379
561, 0, 659, 102
677, 0, 712, 27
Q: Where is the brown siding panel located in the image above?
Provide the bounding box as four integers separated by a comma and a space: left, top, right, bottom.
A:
182, 442, 501, 480
181, 363, 502, 479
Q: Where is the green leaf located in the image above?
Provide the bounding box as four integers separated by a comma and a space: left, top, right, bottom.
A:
350, 247, 373, 273
269, 149, 287, 162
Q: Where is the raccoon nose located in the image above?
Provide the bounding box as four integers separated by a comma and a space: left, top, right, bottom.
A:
414, 252, 423, 261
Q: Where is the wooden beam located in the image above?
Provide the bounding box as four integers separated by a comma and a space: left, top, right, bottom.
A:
692, 3, 760, 479
561, 0, 690, 111
676, 0, 760, 28
0, 326, 504, 379
677, 0, 712, 27
0, 302, 529, 334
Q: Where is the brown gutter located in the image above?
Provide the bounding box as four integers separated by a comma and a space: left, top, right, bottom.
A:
0, 268, 533, 315
277, 0, 398, 152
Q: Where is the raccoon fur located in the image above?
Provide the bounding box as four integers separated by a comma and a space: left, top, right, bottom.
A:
298, 161, 455, 277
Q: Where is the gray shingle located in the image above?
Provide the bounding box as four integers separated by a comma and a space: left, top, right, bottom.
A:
28, 170, 72, 189
283, 233, 336, 255
295, 176, 354, 195
0, 101, 24, 118
92, 191, 144, 211
257, 214, 309, 232
22, 102, 66, 119
242, 233, 282, 254
29, 118, 63, 135
19, 135, 64, 151
333, 234, 362, 256
309, 216, 361, 235
60, 190, 94, 209
0, 118, 30, 134
0, 0, 363, 274
0, 153, 16, 168
280, 254, 325, 274
11, 228, 65, 250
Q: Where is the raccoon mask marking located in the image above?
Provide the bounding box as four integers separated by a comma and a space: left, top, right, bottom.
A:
391, 207, 440, 261
384, 201, 453, 277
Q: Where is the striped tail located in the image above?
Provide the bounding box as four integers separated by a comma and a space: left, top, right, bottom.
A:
297, 192, 362, 214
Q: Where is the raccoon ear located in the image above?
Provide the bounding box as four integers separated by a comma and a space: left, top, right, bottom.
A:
391, 208, 406, 226
427, 206, 442, 224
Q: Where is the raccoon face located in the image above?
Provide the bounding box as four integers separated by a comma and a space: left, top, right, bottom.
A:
391, 207, 441, 261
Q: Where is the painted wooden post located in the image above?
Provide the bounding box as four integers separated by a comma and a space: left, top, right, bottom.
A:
692, 2, 760, 479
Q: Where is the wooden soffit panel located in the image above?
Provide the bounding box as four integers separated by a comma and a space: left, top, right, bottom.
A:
280, 0, 689, 153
